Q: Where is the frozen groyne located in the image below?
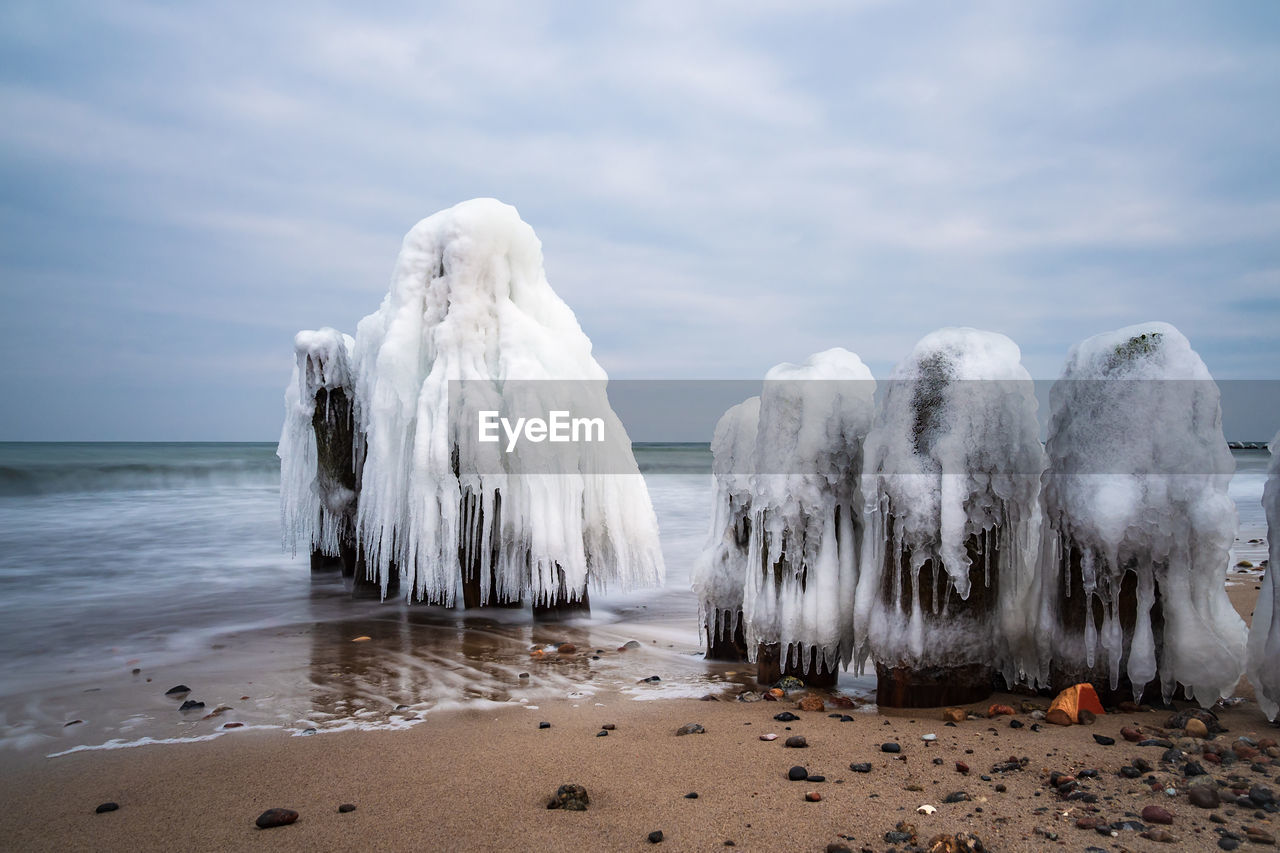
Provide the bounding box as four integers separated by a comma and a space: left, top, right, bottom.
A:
853, 328, 1043, 706
1037, 322, 1246, 706
279, 199, 664, 612
1247, 430, 1280, 720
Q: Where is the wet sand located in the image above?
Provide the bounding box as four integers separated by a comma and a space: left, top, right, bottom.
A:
0, 578, 1275, 853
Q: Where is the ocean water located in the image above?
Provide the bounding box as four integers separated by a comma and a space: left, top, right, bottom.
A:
0, 443, 1269, 755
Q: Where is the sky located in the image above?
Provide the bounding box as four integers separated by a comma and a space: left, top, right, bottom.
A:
1, 0, 1277, 440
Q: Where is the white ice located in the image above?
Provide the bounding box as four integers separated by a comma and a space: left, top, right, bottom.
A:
1247, 430, 1280, 720
350, 198, 663, 603
1037, 321, 1245, 706
692, 396, 760, 648
277, 327, 357, 558
853, 328, 1043, 684
738, 348, 876, 674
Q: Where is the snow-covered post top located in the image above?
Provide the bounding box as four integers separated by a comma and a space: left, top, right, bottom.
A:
863, 328, 1042, 596
741, 348, 876, 677
1041, 321, 1245, 705
692, 396, 760, 653
1247, 431, 1280, 720
278, 327, 358, 557
350, 198, 664, 604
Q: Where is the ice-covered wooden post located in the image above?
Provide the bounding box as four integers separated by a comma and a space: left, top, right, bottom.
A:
739, 349, 875, 687
693, 397, 760, 662
278, 329, 375, 581
1038, 322, 1246, 705
1247, 430, 1280, 721
348, 198, 664, 613
854, 329, 1042, 708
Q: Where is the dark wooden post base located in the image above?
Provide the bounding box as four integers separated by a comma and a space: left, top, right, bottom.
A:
704, 613, 749, 662
310, 549, 343, 572
874, 662, 994, 708
756, 643, 839, 688
532, 585, 590, 620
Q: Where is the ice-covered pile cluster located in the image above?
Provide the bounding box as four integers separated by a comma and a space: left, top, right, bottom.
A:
279, 199, 664, 605
694, 349, 875, 675
853, 329, 1043, 684
691, 397, 759, 651
1247, 430, 1280, 720
1038, 322, 1246, 705
279, 328, 359, 558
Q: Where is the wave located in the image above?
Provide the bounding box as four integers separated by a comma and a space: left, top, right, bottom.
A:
0, 444, 281, 496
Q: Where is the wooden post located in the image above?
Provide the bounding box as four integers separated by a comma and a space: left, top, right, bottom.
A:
532, 564, 590, 620
872, 531, 997, 708
756, 642, 839, 688
704, 611, 749, 662
1048, 543, 1164, 705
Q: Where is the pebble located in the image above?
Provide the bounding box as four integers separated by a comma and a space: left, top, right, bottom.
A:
788, 766, 809, 781
942, 791, 971, 803
849, 762, 872, 773
806, 775, 825, 783
95, 802, 119, 814
255, 808, 299, 829
648, 830, 664, 843
1092, 734, 1115, 746
760, 733, 778, 741
784, 736, 808, 748
164, 684, 191, 696
547, 784, 590, 811
881, 742, 901, 754
338, 804, 356, 813
1244, 826, 1275, 845
596, 730, 608, 737
601, 723, 616, 730
774, 712, 800, 722
622, 640, 642, 650
1009, 719, 1024, 729
1141, 829, 1176, 843
805, 791, 822, 802
1121, 726, 1143, 742
1141, 804, 1174, 824
797, 694, 825, 712
684, 792, 698, 799
1185, 719, 1209, 738
955, 761, 969, 774
539, 721, 551, 729
922, 733, 937, 742
942, 708, 966, 723
1184, 761, 1207, 776
1189, 786, 1220, 808
1046, 708, 1073, 726
557, 643, 576, 654
178, 700, 204, 712
675, 723, 705, 736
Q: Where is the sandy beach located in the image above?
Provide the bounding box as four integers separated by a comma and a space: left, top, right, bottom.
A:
0, 577, 1272, 853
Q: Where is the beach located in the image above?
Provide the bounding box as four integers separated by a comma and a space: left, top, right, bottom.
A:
0, 578, 1273, 853
0, 444, 1274, 851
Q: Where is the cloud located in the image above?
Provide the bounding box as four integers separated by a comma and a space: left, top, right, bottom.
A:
0, 0, 1277, 438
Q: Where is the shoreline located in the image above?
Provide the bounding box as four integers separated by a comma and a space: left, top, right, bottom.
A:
0, 580, 1274, 852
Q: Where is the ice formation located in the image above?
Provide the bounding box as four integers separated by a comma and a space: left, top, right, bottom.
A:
737, 348, 877, 675
349, 198, 663, 603
692, 396, 760, 653
1037, 322, 1245, 705
852, 328, 1043, 688
1247, 430, 1280, 720
278, 328, 360, 559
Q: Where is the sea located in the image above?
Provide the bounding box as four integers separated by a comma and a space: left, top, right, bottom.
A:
0, 443, 1270, 756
